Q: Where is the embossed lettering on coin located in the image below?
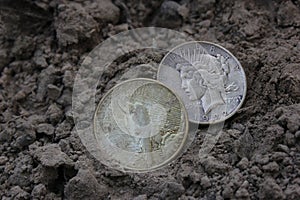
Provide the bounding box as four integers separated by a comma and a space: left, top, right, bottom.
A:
94, 78, 188, 172
158, 41, 246, 124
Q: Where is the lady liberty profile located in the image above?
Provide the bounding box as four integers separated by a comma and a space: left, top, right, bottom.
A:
176, 53, 232, 118
107, 82, 183, 153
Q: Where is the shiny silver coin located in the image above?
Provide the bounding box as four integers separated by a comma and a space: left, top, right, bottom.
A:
157, 41, 247, 124
94, 78, 189, 172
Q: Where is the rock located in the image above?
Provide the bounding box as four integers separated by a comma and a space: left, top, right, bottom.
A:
259, 177, 285, 200
237, 157, 249, 170
234, 128, 254, 159
33, 144, 73, 167
31, 183, 47, 198
65, 169, 108, 200
235, 187, 249, 198
200, 176, 211, 189
284, 184, 300, 200
36, 123, 55, 135
262, 161, 279, 173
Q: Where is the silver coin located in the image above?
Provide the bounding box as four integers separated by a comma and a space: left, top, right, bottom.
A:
157, 41, 247, 124
93, 78, 189, 172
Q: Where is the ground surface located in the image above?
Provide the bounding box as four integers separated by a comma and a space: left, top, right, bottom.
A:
0, 0, 300, 199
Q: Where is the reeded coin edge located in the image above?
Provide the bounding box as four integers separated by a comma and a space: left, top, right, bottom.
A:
157, 41, 247, 125
93, 78, 189, 172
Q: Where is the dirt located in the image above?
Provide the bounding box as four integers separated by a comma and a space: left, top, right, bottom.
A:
0, 0, 300, 199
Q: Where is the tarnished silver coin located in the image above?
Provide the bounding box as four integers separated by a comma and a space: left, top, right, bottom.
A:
94, 78, 188, 172
158, 41, 247, 124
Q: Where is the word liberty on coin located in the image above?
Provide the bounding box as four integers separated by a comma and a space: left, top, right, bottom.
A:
93, 78, 189, 172
158, 41, 247, 124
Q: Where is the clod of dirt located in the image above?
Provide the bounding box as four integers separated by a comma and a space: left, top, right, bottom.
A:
83, 0, 120, 24
234, 128, 255, 159
33, 144, 73, 168
0, 49, 10, 72
259, 177, 285, 199
11, 36, 36, 60
151, 1, 183, 28
133, 194, 147, 200
278, 64, 300, 103
46, 104, 64, 124
235, 187, 250, 199
31, 183, 47, 199
54, 120, 72, 140
262, 161, 280, 173
36, 123, 55, 136
47, 84, 62, 101
284, 184, 300, 200
236, 157, 249, 170
54, 3, 100, 49
64, 169, 108, 200
275, 104, 300, 133
7, 186, 30, 200
200, 155, 230, 175
277, 1, 300, 27
14, 130, 36, 149
36, 65, 59, 102
159, 181, 185, 199
7, 154, 33, 187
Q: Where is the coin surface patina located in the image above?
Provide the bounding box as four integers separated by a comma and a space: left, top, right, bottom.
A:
94, 78, 188, 172
158, 41, 247, 124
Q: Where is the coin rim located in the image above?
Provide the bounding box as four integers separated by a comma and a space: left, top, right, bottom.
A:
157, 41, 247, 124
93, 78, 189, 172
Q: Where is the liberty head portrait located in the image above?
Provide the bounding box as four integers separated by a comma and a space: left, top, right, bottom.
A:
176, 53, 229, 115
104, 81, 183, 153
